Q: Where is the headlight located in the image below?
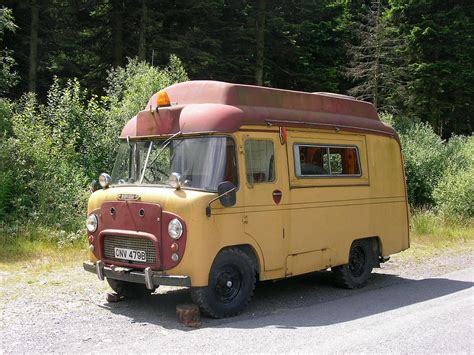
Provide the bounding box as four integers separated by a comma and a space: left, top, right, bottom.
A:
86, 214, 98, 233
168, 218, 183, 240
99, 173, 112, 189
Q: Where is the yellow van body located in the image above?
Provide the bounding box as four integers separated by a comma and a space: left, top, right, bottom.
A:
84, 81, 410, 317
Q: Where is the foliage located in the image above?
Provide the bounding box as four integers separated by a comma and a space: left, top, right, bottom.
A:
0, 97, 13, 136
381, 113, 473, 219
0, 98, 14, 220
7, 90, 89, 229
389, 0, 473, 136
346, 0, 406, 111
0, 143, 14, 219
0, 7, 17, 95
433, 137, 474, 220
107, 55, 188, 125
0, 57, 188, 237
398, 121, 446, 207
1, 1, 471, 136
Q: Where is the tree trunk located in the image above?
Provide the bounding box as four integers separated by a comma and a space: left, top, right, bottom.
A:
255, 0, 266, 86
138, 0, 147, 61
113, 0, 124, 67
28, 0, 39, 93
373, 0, 381, 109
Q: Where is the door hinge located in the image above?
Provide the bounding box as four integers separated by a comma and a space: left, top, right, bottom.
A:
242, 215, 248, 224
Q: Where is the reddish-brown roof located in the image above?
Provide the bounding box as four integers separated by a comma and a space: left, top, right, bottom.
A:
120, 81, 396, 139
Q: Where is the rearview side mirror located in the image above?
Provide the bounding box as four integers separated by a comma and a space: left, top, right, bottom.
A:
217, 181, 237, 207
206, 181, 237, 217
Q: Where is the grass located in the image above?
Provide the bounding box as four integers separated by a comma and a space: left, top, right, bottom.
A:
397, 210, 474, 262
0, 210, 472, 272
410, 210, 473, 246
0, 223, 87, 273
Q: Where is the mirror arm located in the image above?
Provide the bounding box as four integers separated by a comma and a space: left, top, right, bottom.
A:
206, 187, 237, 217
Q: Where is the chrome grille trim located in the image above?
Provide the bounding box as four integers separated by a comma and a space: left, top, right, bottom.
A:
103, 234, 157, 264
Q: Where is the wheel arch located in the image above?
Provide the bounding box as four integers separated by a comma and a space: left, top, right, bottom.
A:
217, 244, 261, 275
350, 236, 382, 267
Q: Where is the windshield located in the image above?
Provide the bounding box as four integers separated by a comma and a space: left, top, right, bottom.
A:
111, 136, 238, 192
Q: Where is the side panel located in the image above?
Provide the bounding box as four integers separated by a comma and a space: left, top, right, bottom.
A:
284, 130, 409, 274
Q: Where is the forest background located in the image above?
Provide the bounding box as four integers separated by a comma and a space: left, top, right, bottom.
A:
0, 0, 472, 255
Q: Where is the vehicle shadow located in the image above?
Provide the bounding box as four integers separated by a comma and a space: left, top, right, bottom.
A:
100, 270, 473, 331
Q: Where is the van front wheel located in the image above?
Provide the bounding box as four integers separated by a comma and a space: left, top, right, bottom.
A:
333, 239, 374, 289
191, 248, 256, 318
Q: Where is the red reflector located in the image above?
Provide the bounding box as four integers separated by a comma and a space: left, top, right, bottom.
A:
88, 235, 94, 243
170, 242, 179, 252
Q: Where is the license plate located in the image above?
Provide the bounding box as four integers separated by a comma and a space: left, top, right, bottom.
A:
114, 247, 147, 262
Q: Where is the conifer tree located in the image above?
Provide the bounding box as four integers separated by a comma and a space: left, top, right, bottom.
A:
346, 0, 405, 111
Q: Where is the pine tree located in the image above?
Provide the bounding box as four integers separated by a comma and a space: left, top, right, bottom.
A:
346, 0, 405, 111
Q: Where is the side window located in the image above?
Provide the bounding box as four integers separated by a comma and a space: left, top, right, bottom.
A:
295, 144, 361, 177
245, 140, 275, 183
328, 147, 360, 175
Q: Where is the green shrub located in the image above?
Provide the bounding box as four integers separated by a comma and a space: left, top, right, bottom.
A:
8, 91, 88, 228
0, 98, 14, 220
0, 98, 13, 136
3, 56, 188, 236
433, 136, 474, 220
107, 55, 188, 126
0, 149, 14, 219
398, 121, 447, 207
381, 113, 472, 221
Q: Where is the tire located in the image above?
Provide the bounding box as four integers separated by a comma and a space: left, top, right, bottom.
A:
191, 248, 257, 318
333, 239, 374, 289
106, 278, 155, 299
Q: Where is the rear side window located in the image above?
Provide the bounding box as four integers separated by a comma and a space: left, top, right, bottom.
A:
245, 140, 275, 183
294, 144, 361, 177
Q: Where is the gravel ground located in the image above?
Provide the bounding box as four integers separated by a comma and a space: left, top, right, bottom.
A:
0, 248, 473, 353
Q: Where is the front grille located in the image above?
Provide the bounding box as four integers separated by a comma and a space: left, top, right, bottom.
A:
103, 234, 157, 265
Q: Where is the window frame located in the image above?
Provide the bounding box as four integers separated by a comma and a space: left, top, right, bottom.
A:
293, 143, 362, 179
244, 138, 277, 185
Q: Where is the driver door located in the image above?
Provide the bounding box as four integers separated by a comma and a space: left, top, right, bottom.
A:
240, 132, 288, 276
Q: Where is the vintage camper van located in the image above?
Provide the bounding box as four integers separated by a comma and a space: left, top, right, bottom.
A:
83, 81, 410, 318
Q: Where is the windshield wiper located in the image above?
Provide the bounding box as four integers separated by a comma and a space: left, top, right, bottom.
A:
139, 141, 153, 184
139, 131, 181, 184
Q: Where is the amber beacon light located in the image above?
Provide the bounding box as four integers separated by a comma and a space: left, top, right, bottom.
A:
156, 90, 171, 107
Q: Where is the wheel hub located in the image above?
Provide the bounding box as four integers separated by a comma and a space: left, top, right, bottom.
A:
214, 266, 242, 303
348, 246, 366, 278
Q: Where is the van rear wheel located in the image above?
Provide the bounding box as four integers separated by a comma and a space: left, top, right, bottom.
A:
333, 239, 373, 289
106, 278, 154, 299
191, 248, 256, 318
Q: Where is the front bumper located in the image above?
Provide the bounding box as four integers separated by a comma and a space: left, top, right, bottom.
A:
83, 261, 191, 289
